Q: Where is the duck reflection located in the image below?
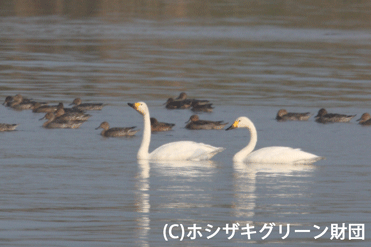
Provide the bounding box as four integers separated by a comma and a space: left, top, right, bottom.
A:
233, 162, 316, 225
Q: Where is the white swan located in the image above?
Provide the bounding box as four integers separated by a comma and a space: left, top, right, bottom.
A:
128, 102, 224, 161
226, 116, 323, 164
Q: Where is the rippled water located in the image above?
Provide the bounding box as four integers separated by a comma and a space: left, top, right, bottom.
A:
0, 1, 370, 246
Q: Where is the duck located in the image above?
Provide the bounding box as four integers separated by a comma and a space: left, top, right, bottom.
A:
69, 98, 104, 111
150, 118, 175, 132
176, 92, 210, 106
9, 94, 36, 110
3, 96, 14, 106
40, 112, 85, 129
191, 102, 214, 112
185, 115, 228, 130
54, 108, 91, 121
0, 123, 19, 131
7, 94, 47, 110
164, 98, 192, 109
95, 121, 138, 137
56, 103, 85, 113
226, 116, 323, 164
32, 102, 59, 113
357, 113, 371, 126
276, 109, 312, 121
315, 108, 356, 123
4, 95, 33, 105
128, 102, 224, 160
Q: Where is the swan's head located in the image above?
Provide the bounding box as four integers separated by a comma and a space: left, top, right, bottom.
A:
128, 102, 148, 116
226, 116, 254, 131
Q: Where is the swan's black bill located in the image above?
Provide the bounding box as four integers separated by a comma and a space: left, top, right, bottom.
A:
128, 103, 134, 108
226, 124, 236, 131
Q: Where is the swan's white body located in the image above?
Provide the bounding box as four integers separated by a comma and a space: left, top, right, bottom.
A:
227, 117, 323, 164
129, 102, 224, 161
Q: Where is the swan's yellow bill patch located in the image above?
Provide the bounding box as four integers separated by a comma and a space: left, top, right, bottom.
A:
232, 120, 239, 128
134, 102, 141, 109
134, 102, 145, 115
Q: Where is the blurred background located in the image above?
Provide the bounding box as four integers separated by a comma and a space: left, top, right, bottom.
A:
1, 0, 371, 107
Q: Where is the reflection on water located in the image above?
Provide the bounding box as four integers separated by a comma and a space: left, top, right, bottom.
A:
135, 158, 319, 243
149, 160, 217, 212
232, 162, 316, 227
135, 159, 217, 244
150, 160, 216, 176
136, 160, 150, 247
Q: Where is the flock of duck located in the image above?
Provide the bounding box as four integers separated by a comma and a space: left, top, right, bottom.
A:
2, 93, 370, 164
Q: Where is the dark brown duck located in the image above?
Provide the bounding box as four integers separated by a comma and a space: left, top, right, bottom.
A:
315, 108, 356, 123
150, 118, 175, 132
95, 121, 138, 137
70, 98, 104, 111
276, 109, 312, 121
185, 115, 228, 130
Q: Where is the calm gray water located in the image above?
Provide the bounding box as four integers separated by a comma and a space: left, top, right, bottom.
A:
0, 1, 370, 246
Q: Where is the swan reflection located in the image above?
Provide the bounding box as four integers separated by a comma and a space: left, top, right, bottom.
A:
233, 162, 316, 225
150, 159, 217, 177
136, 159, 151, 247
135, 159, 217, 244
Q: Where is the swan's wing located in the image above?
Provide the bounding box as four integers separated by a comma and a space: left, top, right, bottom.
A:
149, 141, 224, 161
246, 146, 320, 164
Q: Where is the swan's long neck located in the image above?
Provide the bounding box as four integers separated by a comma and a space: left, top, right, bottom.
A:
138, 111, 151, 159
233, 119, 257, 162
